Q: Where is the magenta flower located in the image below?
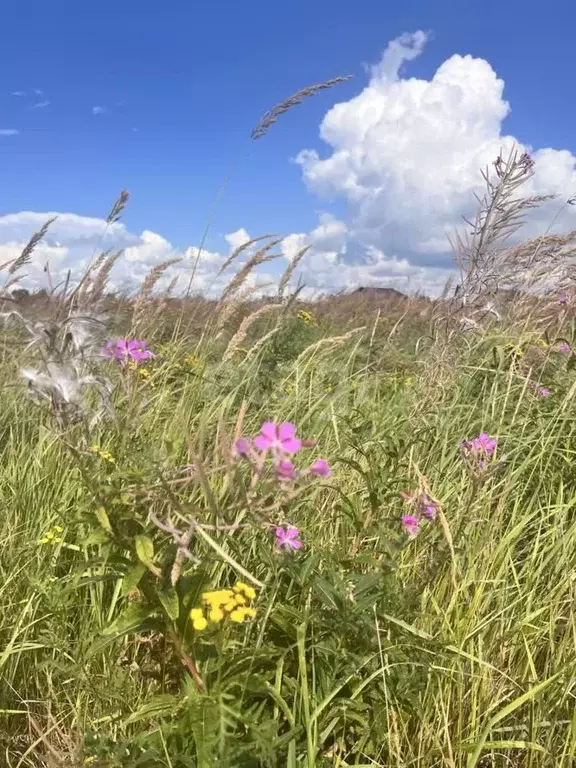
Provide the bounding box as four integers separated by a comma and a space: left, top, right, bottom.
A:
417, 494, 437, 521
104, 339, 154, 363
461, 433, 498, 458
310, 458, 331, 477
275, 459, 297, 482
253, 422, 301, 455
555, 342, 571, 353
537, 386, 551, 397
401, 515, 420, 538
275, 526, 302, 550
234, 438, 251, 456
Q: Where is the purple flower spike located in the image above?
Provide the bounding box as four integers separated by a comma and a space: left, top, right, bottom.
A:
310, 458, 331, 477
401, 515, 420, 538
253, 422, 302, 455
275, 526, 302, 550
275, 459, 297, 482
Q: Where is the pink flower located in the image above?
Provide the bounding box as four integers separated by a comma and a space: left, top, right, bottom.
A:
537, 387, 551, 397
253, 422, 301, 455
234, 438, 251, 456
417, 494, 437, 521
275, 459, 297, 481
104, 339, 154, 363
275, 526, 302, 550
461, 433, 498, 459
401, 515, 420, 538
555, 342, 571, 353
310, 458, 331, 477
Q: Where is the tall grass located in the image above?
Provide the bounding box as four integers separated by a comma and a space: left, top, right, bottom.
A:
0, 152, 575, 767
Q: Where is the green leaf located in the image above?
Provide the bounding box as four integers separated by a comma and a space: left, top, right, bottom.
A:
157, 584, 180, 620
379, 613, 433, 640
135, 534, 161, 576
94, 506, 112, 534
466, 674, 559, 768
121, 563, 146, 596
102, 602, 156, 638
122, 694, 184, 725
460, 740, 546, 755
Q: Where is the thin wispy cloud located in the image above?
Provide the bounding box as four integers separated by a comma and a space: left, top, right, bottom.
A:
92, 106, 106, 115
34, 89, 45, 96
30, 99, 50, 109
11, 91, 25, 97
0, 129, 19, 136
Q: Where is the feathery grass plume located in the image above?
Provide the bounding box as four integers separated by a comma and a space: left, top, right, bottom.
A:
218, 238, 283, 308
149, 274, 180, 329
223, 303, 282, 361
7, 216, 57, 275
88, 249, 124, 304
448, 148, 552, 313
277, 245, 310, 298
132, 258, 182, 331
106, 189, 130, 224
251, 76, 351, 140
217, 234, 275, 277
295, 326, 366, 366
219, 238, 283, 305
240, 326, 281, 362
213, 282, 275, 337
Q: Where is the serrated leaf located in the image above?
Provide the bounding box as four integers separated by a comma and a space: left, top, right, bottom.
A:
122, 694, 184, 725
94, 506, 112, 533
121, 563, 146, 596
135, 534, 161, 576
157, 584, 179, 620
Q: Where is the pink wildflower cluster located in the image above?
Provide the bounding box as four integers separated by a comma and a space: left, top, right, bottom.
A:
401, 492, 438, 538
104, 339, 154, 364
235, 422, 331, 483
555, 342, 571, 354
234, 421, 331, 554
460, 432, 498, 473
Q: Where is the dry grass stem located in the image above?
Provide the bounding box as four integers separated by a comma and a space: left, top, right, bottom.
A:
251, 76, 351, 140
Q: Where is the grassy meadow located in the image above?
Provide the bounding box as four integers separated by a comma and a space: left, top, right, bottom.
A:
1, 152, 576, 767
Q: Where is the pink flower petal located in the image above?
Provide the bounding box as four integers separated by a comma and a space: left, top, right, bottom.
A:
278, 423, 297, 442
280, 437, 302, 454
260, 422, 279, 440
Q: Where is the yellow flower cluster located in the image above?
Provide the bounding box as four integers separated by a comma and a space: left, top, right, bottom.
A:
298, 309, 317, 326
189, 582, 257, 631
39, 525, 63, 545
183, 353, 204, 373
91, 445, 116, 464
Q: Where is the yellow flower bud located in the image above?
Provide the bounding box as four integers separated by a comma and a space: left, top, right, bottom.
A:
190, 608, 204, 621
192, 617, 208, 631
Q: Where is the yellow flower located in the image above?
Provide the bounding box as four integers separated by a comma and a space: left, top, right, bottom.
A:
189, 608, 208, 631
193, 616, 208, 631
298, 309, 317, 326
224, 600, 237, 612
404, 376, 415, 387
234, 593, 246, 606
90, 445, 116, 464
209, 607, 224, 623
234, 582, 256, 600
229, 608, 246, 623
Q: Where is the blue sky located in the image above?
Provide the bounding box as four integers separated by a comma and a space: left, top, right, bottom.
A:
1, 0, 576, 295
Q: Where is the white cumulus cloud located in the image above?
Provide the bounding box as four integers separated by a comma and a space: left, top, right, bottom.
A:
290, 31, 576, 294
